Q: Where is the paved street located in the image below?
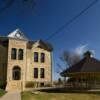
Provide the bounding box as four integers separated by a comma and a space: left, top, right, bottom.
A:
0, 91, 21, 100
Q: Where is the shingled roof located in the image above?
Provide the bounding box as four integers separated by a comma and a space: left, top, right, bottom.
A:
61, 51, 100, 76
27, 40, 53, 51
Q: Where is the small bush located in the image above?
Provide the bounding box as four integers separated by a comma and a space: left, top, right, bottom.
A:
0, 81, 7, 89
44, 83, 52, 87
25, 81, 38, 88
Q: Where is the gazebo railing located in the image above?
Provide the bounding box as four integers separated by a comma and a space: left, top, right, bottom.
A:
64, 81, 100, 90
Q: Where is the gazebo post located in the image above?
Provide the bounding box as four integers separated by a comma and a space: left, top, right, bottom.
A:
75, 77, 77, 88
80, 75, 82, 89
94, 73, 96, 89
81, 75, 83, 89
93, 73, 95, 86
85, 73, 87, 89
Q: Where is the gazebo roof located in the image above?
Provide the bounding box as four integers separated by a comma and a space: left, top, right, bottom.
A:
61, 51, 100, 76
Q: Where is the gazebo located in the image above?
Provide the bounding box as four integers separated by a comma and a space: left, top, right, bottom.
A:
60, 51, 100, 89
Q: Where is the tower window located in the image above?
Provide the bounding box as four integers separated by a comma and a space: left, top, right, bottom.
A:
11, 48, 17, 60
18, 49, 23, 60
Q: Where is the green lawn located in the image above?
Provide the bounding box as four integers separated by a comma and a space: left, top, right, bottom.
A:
0, 89, 6, 97
21, 91, 100, 100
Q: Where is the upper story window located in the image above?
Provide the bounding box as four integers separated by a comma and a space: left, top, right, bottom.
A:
11, 48, 17, 60
34, 52, 38, 62
18, 49, 24, 60
34, 68, 38, 78
40, 68, 45, 78
41, 53, 45, 63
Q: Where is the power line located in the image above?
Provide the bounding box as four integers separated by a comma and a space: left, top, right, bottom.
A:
45, 0, 98, 41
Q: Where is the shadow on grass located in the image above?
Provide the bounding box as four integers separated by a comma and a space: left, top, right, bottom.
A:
37, 87, 100, 95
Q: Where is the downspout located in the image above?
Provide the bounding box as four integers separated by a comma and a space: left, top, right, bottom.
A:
51, 51, 53, 84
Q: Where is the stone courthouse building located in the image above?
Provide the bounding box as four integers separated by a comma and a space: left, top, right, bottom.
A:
0, 29, 53, 91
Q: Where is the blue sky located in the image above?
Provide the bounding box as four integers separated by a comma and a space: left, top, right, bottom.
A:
0, 0, 100, 80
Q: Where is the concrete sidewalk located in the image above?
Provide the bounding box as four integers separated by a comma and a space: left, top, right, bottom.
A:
0, 91, 21, 100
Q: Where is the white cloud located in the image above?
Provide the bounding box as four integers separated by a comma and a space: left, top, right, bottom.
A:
72, 44, 95, 58
74, 44, 88, 55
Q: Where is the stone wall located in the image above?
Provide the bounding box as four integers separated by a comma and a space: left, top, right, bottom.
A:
6, 38, 52, 91
0, 45, 8, 81
26, 46, 52, 83
6, 38, 27, 91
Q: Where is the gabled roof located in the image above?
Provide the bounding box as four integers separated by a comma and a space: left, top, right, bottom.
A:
8, 29, 28, 40
27, 40, 53, 51
61, 51, 100, 76
36, 40, 53, 51
0, 29, 53, 51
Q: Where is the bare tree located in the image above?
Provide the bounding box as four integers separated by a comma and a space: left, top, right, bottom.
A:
0, 0, 37, 14
56, 50, 81, 74
60, 50, 80, 66
55, 50, 81, 85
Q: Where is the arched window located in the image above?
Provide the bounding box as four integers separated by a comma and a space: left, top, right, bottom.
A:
13, 66, 21, 80
11, 48, 17, 59
18, 49, 23, 60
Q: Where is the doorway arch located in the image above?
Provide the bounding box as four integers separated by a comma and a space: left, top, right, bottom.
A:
12, 66, 21, 80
